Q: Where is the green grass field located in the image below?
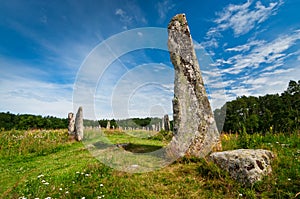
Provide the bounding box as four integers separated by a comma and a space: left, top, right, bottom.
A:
0, 129, 299, 198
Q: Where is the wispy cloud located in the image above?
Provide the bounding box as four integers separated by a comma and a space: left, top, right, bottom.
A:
221, 30, 300, 74
0, 76, 73, 117
225, 40, 263, 52
0, 56, 73, 117
212, 0, 283, 37
115, 8, 133, 29
202, 0, 283, 49
156, 0, 175, 22
115, 3, 148, 30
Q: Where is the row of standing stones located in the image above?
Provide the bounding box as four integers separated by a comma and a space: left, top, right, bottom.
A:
66, 14, 274, 186
68, 107, 84, 141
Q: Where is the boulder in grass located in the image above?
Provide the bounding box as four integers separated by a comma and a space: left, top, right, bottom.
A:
209, 149, 274, 186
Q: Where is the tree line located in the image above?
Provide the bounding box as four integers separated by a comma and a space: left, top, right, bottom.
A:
214, 80, 300, 134
1, 80, 298, 133
0, 113, 68, 130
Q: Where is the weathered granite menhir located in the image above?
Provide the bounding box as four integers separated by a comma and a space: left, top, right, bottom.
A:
209, 149, 275, 186
68, 112, 75, 134
68, 106, 84, 141
163, 114, 170, 131
167, 14, 220, 157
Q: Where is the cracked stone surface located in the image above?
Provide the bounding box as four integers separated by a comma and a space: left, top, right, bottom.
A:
167, 14, 220, 157
68, 112, 75, 135
209, 149, 274, 186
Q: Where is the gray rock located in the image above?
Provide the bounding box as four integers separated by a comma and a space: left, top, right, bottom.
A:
68, 112, 75, 135
167, 14, 219, 157
161, 117, 165, 131
106, 121, 110, 129
209, 149, 274, 186
163, 114, 170, 131
75, 106, 84, 141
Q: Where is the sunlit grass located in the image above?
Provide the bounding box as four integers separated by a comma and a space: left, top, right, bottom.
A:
0, 129, 299, 198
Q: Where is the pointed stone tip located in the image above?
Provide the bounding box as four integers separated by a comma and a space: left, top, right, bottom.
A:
168, 13, 188, 30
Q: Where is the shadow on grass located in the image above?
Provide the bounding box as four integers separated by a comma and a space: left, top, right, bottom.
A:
92, 142, 162, 153
93, 141, 113, 149
123, 143, 162, 153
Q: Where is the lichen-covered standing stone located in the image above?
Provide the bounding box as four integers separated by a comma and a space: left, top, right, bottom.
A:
163, 114, 170, 131
75, 106, 84, 141
68, 112, 75, 135
167, 14, 219, 157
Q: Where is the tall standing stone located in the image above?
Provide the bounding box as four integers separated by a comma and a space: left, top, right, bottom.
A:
68, 112, 75, 135
168, 14, 219, 157
163, 114, 170, 131
75, 106, 84, 141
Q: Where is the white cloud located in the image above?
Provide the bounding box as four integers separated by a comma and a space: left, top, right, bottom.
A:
212, 0, 283, 37
115, 8, 133, 25
115, 5, 147, 29
261, 68, 294, 75
156, 0, 175, 22
225, 40, 263, 52
200, 38, 219, 49
0, 77, 73, 118
221, 30, 300, 74
0, 57, 74, 117
228, 64, 300, 99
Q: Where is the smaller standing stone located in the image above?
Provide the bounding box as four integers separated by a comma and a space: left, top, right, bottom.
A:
158, 122, 161, 131
68, 112, 75, 135
75, 107, 84, 141
209, 149, 274, 186
106, 121, 110, 129
161, 117, 165, 131
163, 114, 170, 131
152, 124, 156, 131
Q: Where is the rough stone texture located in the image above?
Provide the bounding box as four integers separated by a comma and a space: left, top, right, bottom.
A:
75, 106, 84, 141
163, 114, 170, 131
209, 149, 274, 186
167, 14, 219, 157
68, 112, 75, 135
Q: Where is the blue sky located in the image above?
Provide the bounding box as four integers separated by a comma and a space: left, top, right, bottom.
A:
1, 0, 299, 119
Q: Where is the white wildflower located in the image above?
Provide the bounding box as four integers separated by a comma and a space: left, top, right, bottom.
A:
44, 182, 49, 185
288, 178, 291, 181
59, 188, 63, 191
85, 174, 90, 177
100, 183, 104, 187
37, 174, 44, 178
41, 180, 46, 183
65, 191, 69, 194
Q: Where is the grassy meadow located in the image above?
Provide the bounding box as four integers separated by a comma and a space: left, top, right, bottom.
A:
0, 128, 299, 199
